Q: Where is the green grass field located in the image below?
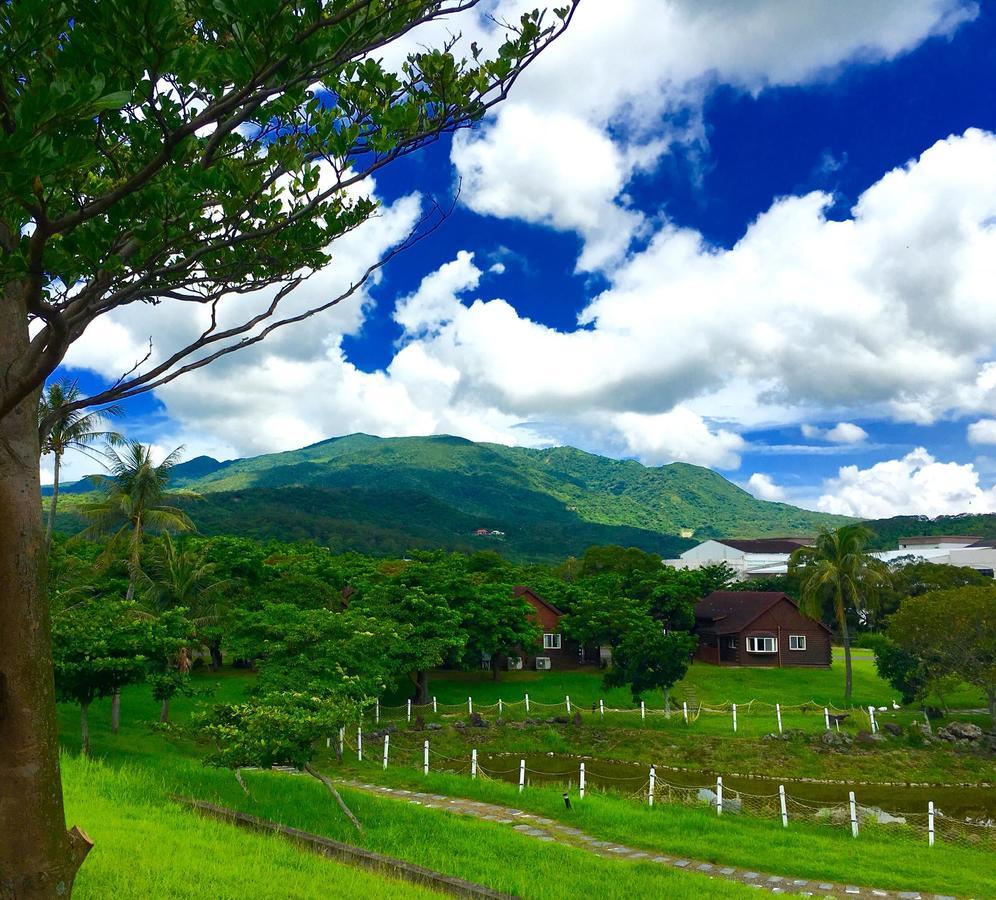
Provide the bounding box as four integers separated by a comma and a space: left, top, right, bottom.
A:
55, 667, 995, 899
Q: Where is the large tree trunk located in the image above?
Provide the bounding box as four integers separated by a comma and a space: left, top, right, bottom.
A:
209, 637, 223, 671
0, 292, 92, 897
159, 697, 170, 724
415, 670, 428, 705
80, 703, 90, 758
839, 597, 853, 704
45, 452, 61, 546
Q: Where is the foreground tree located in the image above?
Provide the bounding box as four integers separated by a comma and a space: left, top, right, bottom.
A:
888, 586, 996, 727
37, 379, 123, 545
789, 524, 888, 703
0, 6, 576, 891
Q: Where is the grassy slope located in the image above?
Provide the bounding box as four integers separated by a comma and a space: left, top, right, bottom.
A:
50, 433, 853, 562
57, 668, 995, 899
59, 676, 751, 900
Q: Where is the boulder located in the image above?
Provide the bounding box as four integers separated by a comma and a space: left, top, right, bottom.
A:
937, 722, 984, 742
820, 730, 853, 749
856, 730, 884, 744
696, 787, 741, 813
883, 723, 903, 737
468, 712, 489, 728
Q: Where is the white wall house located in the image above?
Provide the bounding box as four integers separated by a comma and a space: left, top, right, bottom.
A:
669, 535, 996, 579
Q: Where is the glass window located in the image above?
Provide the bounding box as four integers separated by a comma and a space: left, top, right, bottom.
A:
746, 635, 777, 653
543, 633, 562, 650
789, 635, 807, 650
727, 637, 737, 649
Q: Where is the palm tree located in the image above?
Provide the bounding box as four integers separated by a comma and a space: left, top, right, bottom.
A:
79, 442, 200, 730
136, 533, 230, 721
38, 379, 124, 545
789, 524, 889, 703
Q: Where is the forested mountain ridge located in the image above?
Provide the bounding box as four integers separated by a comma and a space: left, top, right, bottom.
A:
51, 433, 853, 562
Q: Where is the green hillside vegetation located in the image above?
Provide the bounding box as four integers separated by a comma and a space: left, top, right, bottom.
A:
51, 433, 852, 562
863, 513, 996, 549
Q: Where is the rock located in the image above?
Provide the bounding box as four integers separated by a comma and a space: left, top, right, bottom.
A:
820, 730, 853, 749
426, 722, 443, 731
468, 712, 489, 728
695, 788, 740, 813
937, 722, 983, 742
572, 712, 583, 727
884, 723, 902, 737
553, 716, 570, 724
856, 730, 884, 744
815, 805, 906, 826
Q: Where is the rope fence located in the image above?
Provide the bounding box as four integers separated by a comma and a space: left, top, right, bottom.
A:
333, 730, 995, 855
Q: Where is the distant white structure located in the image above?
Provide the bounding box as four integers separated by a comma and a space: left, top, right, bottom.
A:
668, 535, 996, 580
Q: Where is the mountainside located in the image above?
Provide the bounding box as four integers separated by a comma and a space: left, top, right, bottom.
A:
862, 513, 996, 550
53, 433, 854, 562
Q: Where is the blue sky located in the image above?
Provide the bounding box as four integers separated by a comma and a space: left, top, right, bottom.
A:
55, 1, 996, 519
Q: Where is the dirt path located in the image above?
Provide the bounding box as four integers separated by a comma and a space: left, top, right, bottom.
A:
336, 777, 957, 900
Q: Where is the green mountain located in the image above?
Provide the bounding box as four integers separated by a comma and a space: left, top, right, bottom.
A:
54, 433, 853, 562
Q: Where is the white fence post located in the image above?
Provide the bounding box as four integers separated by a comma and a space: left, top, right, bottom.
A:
776, 703, 783, 734
383, 733, 390, 770
683, 701, 688, 723
432, 696, 437, 713
648, 766, 656, 806
525, 693, 530, 713
498, 698, 503, 716
716, 776, 723, 816
566, 695, 571, 714
849, 790, 859, 837
868, 706, 877, 734
407, 699, 412, 723
579, 762, 586, 799
326, 736, 331, 748
824, 707, 831, 731
779, 784, 788, 828
928, 801, 935, 847
732, 703, 737, 732
357, 726, 363, 761
423, 740, 429, 775
468, 696, 473, 715
471, 748, 478, 779
338, 726, 345, 756
599, 698, 604, 719
375, 698, 380, 724
640, 700, 646, 721
518, 758, 526, 793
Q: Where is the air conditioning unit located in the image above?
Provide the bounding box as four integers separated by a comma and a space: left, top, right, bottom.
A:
535, 657, 551, 670
507, 656, 523, 670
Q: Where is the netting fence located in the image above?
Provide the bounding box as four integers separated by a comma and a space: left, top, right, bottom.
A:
331, 728, 995, 855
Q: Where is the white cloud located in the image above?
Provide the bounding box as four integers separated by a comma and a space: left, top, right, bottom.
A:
747, 473, 787, 502
447, 0, 977, 268
967, 418, 996, 445
612, 407, 746, 468
801, 422, 869, 443
816, 447, 996, 517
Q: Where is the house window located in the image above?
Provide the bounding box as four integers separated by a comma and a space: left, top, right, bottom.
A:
789, 635, 807, 651
543, 633, 562, 650
726, 637, 737, 649
746, 635, 777, 653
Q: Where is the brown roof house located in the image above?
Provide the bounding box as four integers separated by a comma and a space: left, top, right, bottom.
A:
693, 591, 831, 667
504, 587, 600, 671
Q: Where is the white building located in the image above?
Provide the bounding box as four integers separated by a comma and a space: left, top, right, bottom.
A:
668, 535, 996, 579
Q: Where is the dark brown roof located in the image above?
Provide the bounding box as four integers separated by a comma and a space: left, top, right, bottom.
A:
716, 537, 813, 554
512, 586, 564, 618
694, 590, 831, 635
899, 535, 983, 545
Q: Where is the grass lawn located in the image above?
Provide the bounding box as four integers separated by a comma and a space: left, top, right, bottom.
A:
56, 669, 995, 899
415, 651, 986, 712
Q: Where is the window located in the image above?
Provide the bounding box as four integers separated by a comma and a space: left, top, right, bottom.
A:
789, 635, 807, 651
726, 637, 738, 649
746, 635, 777, 653
543, 633, 562, 650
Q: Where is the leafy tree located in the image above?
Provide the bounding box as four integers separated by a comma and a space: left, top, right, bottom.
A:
449, 582, 539, 679
789, 524, 890, 703
0, 3, 573, 889
51, 599, 156, 755
888, 586, 996, 726
864, 633, 927, 706
605, 625, 697, 704
875, 559, 991, 624
38, 379, 123, 544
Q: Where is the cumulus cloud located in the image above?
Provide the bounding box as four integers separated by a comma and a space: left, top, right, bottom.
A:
747, 473, 787, 502
801, 422, 869, 443
446, 0, 977, 268
967, 418, 996, 445
816, 448, 996, 517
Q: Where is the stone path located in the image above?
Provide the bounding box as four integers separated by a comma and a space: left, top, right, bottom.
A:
335, 778, 960, 900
